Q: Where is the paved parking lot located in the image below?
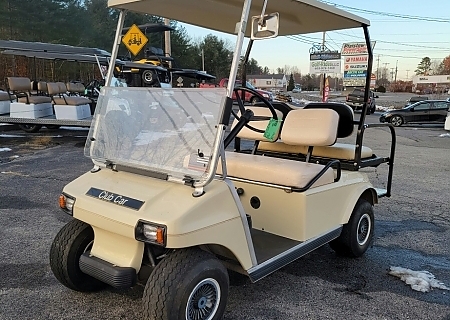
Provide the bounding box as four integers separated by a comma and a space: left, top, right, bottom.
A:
1, 115, 449, 320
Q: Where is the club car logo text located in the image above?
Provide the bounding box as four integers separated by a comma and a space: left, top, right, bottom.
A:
98, 191, 128, 205
86, 187, 144, 210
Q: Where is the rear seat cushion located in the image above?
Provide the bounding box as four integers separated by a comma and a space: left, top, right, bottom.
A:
218, 151, 334, 189
66, 82, 86, 93
18, 96, 52, 104
53, 96, 91, 106
0, 92, 14, 101
258, 141, 373, 160
232, 107, 283, 142
47, 82, 61, 96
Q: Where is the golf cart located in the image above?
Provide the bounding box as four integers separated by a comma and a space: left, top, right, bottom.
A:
50, 1, 396, 320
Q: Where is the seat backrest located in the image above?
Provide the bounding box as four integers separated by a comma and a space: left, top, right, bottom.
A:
57, 82, 67, 94
67, 82, 85, 93
7, 77, 31, 92
47, 82, 62, 96
232, 106, 283, 142
37, 81, 48, 93
303, 102, 354, 138
281, 108, 339, 147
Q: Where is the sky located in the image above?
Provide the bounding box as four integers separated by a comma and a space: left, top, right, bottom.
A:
178, 0, 450, 81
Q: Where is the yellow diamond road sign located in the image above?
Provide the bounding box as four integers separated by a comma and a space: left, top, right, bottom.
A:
122, 24, 148, 56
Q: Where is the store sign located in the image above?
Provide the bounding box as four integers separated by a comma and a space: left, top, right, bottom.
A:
310, 52, 341, 60
343, 78, 366, 87
309, 60, 341, 74
344, 70, 367, 78
341, 42, 376, 56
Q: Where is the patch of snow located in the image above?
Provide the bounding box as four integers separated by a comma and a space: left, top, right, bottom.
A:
389, 266, 450, 292
0, 134, 24, 138
376, 105, 395, 112
439, 133, 450, 138
0, 147, 12, 152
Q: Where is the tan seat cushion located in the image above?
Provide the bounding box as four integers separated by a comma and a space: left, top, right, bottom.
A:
66, 82, 85, 93
218, 151, 334, 189
18, 96, 52, 104
258, 141, 373, 160
281, 108, 338, 146
53, 96, 91, 106
7, 77, 31, 91
0, 92, 13, 101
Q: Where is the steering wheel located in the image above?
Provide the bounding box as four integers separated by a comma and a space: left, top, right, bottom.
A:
232, 86, 279, 133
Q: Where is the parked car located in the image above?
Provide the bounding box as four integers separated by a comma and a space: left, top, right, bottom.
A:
379, 100, 450, 127
345, 88, 377, 114
292, 87, 302, 93
405, 95, 428, 107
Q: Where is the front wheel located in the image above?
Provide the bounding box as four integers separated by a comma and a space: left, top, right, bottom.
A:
18, 124, 42, 133
143, 248, 229, 320
49, 219, 106, 292
390, 115, 403, 127
329, 199, 374, 257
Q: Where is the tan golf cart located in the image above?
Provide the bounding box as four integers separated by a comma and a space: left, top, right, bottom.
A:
50, 1, 396, 319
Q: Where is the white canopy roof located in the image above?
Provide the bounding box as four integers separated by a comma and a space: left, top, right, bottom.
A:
108, 0, 370, 36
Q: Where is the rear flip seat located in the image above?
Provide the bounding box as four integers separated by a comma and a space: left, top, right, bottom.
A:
220, 108, 339, 189
47, 82, 91, 105
258, 102, 373, 160
7, 77, 52, 104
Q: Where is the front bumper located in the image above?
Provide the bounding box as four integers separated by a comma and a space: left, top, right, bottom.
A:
79, 252, 136, 288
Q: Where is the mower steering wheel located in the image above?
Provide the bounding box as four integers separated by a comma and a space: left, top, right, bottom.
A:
232, 87, 278, 133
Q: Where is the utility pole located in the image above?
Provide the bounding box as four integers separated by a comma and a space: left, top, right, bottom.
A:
382, 62, 389, 79
376, 55, 380, 80
394, 60, 398, 82
390, 68, 395, 81
320, 31, 326, 97
406, 69, 410, 80
201, 48, 205, 72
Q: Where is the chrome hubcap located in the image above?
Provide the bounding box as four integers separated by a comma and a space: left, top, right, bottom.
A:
357, 213, 371, 246
186, 278, 220, 320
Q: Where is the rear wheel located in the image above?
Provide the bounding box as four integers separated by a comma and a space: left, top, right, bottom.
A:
50, 219, 106, 292
390, 115, 403, 127
330, 199, 374, 257
18, 124, 42, 133
143, 248, 229, 320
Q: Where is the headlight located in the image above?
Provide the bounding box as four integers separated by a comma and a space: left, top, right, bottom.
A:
135, 220, 166, 246
262, 93, 269, 98
59, 193, 75, 215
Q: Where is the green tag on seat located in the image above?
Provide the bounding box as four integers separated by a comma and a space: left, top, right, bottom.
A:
263, 118, 282, 142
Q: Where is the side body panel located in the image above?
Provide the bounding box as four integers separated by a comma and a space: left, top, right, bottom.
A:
233, 171, 375, 241
65, 169, 254, 271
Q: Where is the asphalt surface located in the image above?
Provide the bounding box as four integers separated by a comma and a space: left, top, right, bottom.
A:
1, 115, 449, 320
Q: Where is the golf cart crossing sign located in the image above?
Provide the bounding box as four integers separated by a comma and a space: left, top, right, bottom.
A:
122, 24, 148, 56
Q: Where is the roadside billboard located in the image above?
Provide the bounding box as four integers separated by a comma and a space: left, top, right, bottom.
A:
341, 42, 375, 87
309, 60, 341, 74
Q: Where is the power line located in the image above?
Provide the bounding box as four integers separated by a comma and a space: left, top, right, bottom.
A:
333, 31, 450, 50
318, 0, 450, 23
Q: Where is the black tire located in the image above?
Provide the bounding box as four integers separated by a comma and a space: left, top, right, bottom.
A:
46, 125, 61, 130
390, 115, 403, 127
142, 70, 155, 86
18, 124, 42, 133
329, 199, 374, 257
50, 219, 106, 292
143, 248, 229, 320
250, 96, 259, 105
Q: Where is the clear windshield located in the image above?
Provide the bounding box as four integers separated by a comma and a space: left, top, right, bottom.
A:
85, 87, 226, 181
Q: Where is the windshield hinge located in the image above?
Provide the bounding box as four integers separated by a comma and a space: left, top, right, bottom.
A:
192, 186, 204, 197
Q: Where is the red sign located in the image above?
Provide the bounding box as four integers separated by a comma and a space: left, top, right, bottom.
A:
322, 78, 329, 102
